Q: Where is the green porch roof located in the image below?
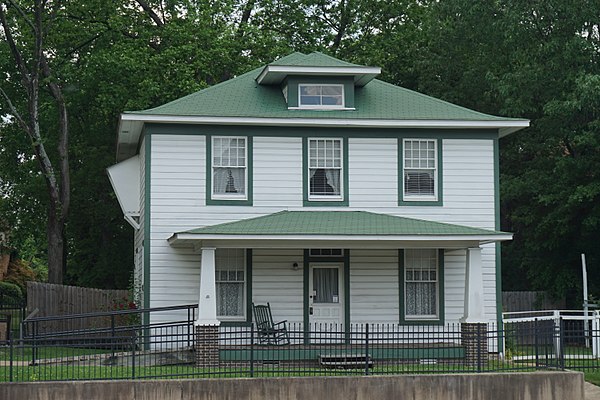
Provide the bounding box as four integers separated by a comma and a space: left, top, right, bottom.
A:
176, 211, 508, 237
125, 52, 524, 122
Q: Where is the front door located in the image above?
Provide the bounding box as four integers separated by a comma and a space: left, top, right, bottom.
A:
309, 264, 343, 327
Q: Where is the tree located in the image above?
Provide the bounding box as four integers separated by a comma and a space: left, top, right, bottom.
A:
412, 0, 600, 301
0, 0, 70, 283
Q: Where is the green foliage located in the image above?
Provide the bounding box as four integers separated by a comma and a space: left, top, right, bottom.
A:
0, 281, 23, 303
1, 0, 598, 299
407, 0, 600, 301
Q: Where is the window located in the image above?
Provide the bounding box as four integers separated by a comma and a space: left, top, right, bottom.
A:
308, 138, 343, 200
403, 139, 437, 200
309, 249, 344, 257
299, 84, 344, 108
404, 249, 439, 320
212, 137, 247, 199
216, 249, 246, 319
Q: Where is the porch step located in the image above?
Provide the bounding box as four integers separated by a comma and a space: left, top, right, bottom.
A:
318, 353, 373, 369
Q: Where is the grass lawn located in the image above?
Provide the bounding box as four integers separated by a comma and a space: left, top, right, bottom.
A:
583, 371, 600, 386
0, 346, 112, 362
0, 359, 536, 383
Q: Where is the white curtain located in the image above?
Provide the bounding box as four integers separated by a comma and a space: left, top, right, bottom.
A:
214, 167, 245, 194
217, 282, 244, 316
313, 268, 339, 303
406, 282, 436, 316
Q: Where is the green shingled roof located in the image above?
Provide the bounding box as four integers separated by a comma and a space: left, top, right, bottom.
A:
178, 211, 508, 236
125, 52, 525, 122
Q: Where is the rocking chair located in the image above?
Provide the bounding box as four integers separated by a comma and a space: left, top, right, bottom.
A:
252, 302, 290, 345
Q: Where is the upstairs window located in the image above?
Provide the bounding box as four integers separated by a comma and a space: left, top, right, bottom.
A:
299, 84, 344, 109
212, 137, 247, 200
403, 139, 437, 200
308, 138, 343, 200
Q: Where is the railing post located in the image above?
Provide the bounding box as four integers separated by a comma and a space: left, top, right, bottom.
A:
553, 310, 561, 362
9, 338, 13, 382
111, 314, 116, 358
250, 326, 254, 378
131, 335, 136, 380
31, 321, 37, 366
534, 318, 539, 369
187, 307, 192, 347
476, 324, 482, 373
591, 310, 600, 358
365, 323, 370, 376
559, 317, 565, 370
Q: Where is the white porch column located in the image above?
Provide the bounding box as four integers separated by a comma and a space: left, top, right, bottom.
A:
196, 247, 220, 326
461, 247, 486, 323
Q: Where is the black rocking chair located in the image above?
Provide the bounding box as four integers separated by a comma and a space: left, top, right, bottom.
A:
252, 302, 290, 345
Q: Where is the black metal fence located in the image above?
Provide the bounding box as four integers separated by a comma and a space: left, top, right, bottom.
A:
1, 306, 599, 382
0, 296, 26, 340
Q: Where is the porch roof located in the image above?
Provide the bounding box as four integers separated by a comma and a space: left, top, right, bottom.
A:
168, 211, 512, 249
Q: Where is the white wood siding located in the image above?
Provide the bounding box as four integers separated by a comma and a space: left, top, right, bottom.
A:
254, 137, 303, 206
133, 137, 145, 306
349, 249, 399, 323
147, 134, 498, 324
348, 139, 397, 208
252, 249, 304, 323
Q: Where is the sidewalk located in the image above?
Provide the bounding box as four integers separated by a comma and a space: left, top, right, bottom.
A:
586, 382, 600, 400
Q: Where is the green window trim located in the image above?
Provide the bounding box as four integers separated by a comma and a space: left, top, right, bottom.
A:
398, 138, 443, 206
206, 135, 253, 206
398, 249, 445, 325
302, 136, 349, 207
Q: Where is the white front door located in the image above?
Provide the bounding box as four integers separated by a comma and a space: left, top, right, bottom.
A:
309, 264, 343, 327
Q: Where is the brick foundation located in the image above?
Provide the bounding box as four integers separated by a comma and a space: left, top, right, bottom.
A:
461, 322, 488, 367
195, 325, 220, 368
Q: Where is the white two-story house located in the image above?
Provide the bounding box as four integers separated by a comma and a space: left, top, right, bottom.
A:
108, 52, 528, 340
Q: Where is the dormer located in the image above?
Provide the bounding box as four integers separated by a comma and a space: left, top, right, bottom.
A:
256, 55, 381, 111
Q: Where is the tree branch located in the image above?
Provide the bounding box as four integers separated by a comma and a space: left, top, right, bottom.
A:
237, 0, 255, 38
563, 137, 576, 158
41, 57, 70, 220
134, 0, 164, 27
5, 0, 36, 34
0, 3, 31, 83
0, 86, 30, 134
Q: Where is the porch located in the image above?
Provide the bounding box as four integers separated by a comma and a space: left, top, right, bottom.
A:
167, 211, 511, 365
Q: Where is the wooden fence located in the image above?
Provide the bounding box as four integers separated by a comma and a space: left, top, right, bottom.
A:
502, 291, 565, 313
26, 282, 129, 336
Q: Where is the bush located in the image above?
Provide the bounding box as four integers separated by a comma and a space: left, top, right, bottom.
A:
0, 281, 24, 304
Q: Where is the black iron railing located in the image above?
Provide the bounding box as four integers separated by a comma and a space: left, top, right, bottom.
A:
1, 308, 599, 382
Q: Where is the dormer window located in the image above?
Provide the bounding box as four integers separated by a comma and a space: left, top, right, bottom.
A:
299, 84, 344, 109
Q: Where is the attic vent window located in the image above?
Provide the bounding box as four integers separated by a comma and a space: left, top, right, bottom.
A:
299, 84, 344, 109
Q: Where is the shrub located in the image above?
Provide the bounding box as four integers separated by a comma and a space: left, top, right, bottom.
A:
0, 281, 24, 304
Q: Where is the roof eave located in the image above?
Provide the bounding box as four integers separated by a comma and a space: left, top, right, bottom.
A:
116, 114, 530, 161
256, 65, 382, 86
499, 121, 530, 137
168, 233, 513, 248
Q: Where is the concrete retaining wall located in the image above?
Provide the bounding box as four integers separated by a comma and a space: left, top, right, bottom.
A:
0, 372, 584, 400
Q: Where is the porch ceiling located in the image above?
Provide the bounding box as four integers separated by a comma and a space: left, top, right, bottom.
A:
167, 211, 512, 250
